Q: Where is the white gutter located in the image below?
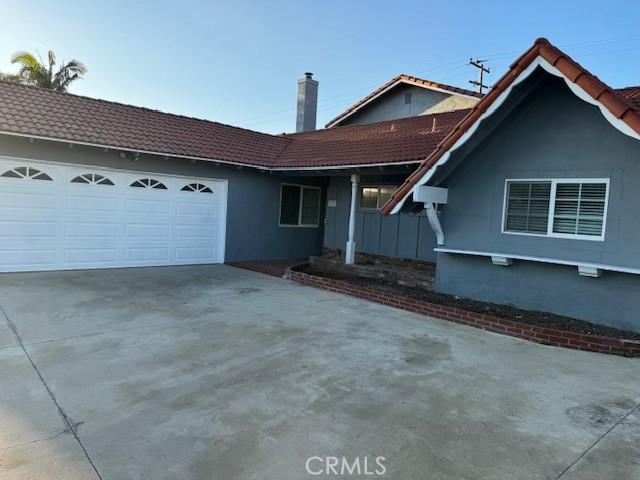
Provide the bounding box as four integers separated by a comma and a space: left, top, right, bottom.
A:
269, 160, 421, 171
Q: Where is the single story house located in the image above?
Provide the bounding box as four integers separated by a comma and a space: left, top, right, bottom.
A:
0, 76, 470, 271
1, 37, 639, 332
382, 38, 640, 332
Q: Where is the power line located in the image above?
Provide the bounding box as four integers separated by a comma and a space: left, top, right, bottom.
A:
468, 58, 491, 94
480, 33, 640, 62
234, 33, 640, 129
232, 60, 473, 126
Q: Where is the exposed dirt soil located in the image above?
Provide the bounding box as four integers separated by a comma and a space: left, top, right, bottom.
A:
297, 264, 640, 340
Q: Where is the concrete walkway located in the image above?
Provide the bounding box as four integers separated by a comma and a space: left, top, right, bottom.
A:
0, 265, 638, 479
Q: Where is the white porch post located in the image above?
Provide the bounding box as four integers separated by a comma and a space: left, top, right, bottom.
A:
345, 174, 359, 264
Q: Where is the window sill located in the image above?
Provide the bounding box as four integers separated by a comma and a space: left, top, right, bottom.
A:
434, 247, 640, 276
501, 230, 605, 242
278, 224, 320, 229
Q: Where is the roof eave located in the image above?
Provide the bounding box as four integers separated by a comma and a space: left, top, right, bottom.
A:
0, 130, 426, 172
380, 37, 640, 216
0, 130, 273, 170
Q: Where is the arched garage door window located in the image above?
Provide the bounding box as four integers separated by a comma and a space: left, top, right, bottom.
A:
130, 178, 167, 189
181, 183, 212, 193
71, 173, 114, 185
1, 166, 52, 181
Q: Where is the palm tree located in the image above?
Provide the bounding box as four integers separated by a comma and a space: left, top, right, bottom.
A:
10, 50, 87, 92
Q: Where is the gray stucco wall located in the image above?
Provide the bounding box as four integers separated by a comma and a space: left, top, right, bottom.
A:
339, 85, 478, 126
436, 253, 640, 332
433, 73, 640, 331
0, 135, 326, 262
324, 175, 437, 261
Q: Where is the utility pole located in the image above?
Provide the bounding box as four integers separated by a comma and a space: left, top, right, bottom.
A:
469, 58, 491, 94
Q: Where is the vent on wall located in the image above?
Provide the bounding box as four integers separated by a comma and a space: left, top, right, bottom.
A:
404, 93, 412, 105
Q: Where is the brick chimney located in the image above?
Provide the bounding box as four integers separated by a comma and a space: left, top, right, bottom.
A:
296, 72, 318, 132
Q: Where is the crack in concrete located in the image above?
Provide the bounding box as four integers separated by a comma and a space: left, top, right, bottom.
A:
555, 401, 640, 479
0, 303, 103, 480
0, 429, 68, 452
19, 315, 217, 348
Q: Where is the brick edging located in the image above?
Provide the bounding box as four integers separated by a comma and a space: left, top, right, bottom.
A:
286, 268, 640, 357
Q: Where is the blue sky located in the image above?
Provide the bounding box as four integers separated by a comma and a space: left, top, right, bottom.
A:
2, 1, 640, 134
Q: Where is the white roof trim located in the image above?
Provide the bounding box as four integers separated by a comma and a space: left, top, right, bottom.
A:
435, 247, 640, 276
270, 160, 421, 171
389, 56, 640, 214
326, 78, 480, 128
326, 80, 404, 128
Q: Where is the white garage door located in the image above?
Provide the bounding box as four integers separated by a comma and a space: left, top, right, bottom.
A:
0, 158, 227, 272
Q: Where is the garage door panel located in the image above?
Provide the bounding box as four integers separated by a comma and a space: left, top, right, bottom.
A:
0, 250, 57, 268
0, 191, 57, 210
67, 195, 119, 212
124, 247, 170, 262
65, 222, 119, 238
176, 201, 217, 217
176, 225, 217, 239
65, 248, 119, 264
175, 246, 215, 261
125, 198, 172, 215
0, 221, 57, 238
124, 223, 171, 239
0, 159, 226, 272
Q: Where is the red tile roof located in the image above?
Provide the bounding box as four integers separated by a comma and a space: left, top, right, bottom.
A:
324, 74, 483, 128
381, 38, 640, 215
277, 109, 469, 168
0, 80, 466, 170
0, 81, 290, 167
616, 86, 640, 110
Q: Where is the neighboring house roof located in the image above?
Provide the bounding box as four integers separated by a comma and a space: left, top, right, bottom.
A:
277, 109, 469, 168
324, 74, 483, 128
381, 37, 640, 215
0, 80, 466, 170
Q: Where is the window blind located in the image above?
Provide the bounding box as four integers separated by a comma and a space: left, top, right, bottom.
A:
552, 182, 606, 236
505, 181, 551, 234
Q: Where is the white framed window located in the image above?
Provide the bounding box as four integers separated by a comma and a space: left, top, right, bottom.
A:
279, 183, 321, 227
359, 185, 397, 210
502, 178, 609, 241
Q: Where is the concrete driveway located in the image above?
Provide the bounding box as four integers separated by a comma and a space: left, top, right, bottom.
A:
0, 265, 638, 479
